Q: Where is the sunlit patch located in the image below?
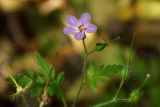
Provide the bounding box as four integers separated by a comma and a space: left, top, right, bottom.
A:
68, 33, 96, 54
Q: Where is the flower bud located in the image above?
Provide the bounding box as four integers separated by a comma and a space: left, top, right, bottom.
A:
120, 66, 129, 80
95, 43, 108, 51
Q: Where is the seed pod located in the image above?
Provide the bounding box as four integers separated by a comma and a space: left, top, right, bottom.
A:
129, 89, 141, 103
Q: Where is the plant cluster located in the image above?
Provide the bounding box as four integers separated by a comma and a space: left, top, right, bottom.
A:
0, 12, 150, 107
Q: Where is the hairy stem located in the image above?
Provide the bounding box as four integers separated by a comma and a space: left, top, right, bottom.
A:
21, 94, 28, 107
72, 38, 88, 107
39, 67, 53, 107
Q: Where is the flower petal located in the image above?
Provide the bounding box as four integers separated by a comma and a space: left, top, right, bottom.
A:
63, 26, 76, 35
79, 13, 91, 25
86, 24, 97, 33
67, 16, 78, 27
74, 31, 84, 40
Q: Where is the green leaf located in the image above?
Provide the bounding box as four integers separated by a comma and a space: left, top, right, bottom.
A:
48, 85, 56, 96
28, 69, 37, 79
88, 79, 97, 92
35, 52, 49, 75
5, 77, 15, 87
95, 76, 107, 83
87, 63, 123, 91
57, 72, 64, 84
97, 64, 123, 77
49, 65, 55, 78
48, 80, 57, 96
48, 80, 65, 97
30, 83, 45, 97
37, 75, 45, 83
95, 43, 108, 51
17, 75, 31, 86
87, 62, 96, 78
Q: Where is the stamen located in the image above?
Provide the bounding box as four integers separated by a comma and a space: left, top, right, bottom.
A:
78, 25, 85, 32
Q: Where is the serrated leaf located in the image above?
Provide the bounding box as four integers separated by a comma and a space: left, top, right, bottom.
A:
97, 64, 123, 77
57, 72, 64, 84
95, 76, 107, 83
88, 79, 97, 92
35, 52, 49, 75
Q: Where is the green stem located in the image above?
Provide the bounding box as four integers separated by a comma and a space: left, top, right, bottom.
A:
10, 75, 20, 88
39, 66, 53, 107
94, 98, 129, 107
72, 38, 88, 107
88, 49, 96, 56
0, 63, 20, 88
62, 97, 67, 107
127, 33, 135, 67
88, 36, 120, 56
139, 74, 150, 91
113, 80, 124, 99
94, 79, 125, 107
82, 38, 88, 55
94, 35, 135, 107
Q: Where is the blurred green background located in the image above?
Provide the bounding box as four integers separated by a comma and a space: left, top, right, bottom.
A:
0, 0, 159, 107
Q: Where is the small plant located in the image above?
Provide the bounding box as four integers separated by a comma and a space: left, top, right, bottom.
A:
0, 12, 150, 107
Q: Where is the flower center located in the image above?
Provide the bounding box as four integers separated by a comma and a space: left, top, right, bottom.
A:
78, 25, 85, 32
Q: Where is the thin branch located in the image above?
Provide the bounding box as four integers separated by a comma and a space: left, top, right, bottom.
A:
94, 98, 129, 107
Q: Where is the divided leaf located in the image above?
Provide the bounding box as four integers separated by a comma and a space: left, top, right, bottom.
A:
97, 64, 123, 77
28, 52, 65, 98
87, 62, 123, 91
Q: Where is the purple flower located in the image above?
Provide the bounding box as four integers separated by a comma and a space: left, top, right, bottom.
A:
63, 12, 97, 40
